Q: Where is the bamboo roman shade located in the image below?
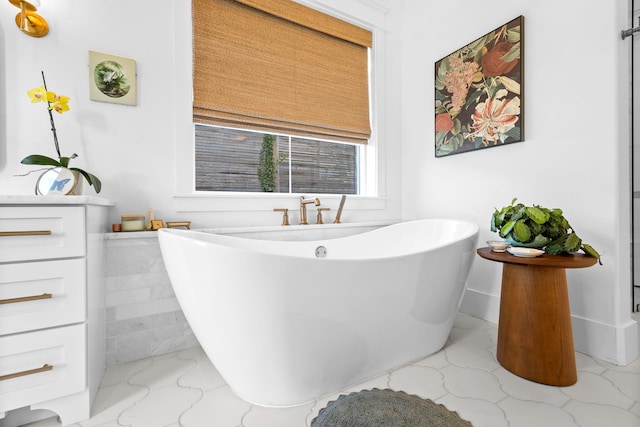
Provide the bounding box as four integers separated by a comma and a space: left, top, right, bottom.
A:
192, 0, 372, 144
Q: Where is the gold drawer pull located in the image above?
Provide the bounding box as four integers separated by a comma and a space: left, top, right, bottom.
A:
0, 230, 52, 237
0, 293, 53, 305
0, 364, 53, 381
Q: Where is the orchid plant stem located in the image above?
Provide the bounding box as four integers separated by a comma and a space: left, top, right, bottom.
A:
41, 70, 61, 159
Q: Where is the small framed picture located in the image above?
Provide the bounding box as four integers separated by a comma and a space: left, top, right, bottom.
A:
89, 50, 137, 106
151, 219, 165, 231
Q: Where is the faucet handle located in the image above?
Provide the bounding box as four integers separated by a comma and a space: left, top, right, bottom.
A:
274, 208, 290, 226
316, 207, 330, 224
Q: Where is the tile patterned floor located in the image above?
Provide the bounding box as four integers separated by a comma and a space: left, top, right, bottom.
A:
27, 314, 640, 427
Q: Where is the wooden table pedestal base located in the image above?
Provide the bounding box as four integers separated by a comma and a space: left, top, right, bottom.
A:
496, 263, 577, 386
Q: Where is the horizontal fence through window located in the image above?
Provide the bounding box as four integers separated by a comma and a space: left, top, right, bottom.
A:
195, 125, 359, 194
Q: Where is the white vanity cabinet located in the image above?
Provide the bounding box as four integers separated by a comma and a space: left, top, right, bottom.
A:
0, 196, 113, 426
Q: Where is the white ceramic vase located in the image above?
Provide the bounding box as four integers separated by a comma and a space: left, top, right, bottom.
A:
36, 167, 83, 195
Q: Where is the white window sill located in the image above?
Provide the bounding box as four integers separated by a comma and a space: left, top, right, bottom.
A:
172, 193, 386, 213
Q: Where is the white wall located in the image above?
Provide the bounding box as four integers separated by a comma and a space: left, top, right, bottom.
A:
401, 0, 637, 364
0, 0, 404, 228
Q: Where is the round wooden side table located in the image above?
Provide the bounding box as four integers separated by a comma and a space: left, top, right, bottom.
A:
477, 247, 597, 386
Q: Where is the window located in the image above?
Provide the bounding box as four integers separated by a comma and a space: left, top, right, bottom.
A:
191, 0, 372, 194
195, 125, 359, 194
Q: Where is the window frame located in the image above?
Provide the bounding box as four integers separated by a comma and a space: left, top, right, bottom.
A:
173, 0, 388, 213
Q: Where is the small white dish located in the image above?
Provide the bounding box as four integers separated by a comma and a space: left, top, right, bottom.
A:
487, 240, 510, 252
507, 247, 545, 258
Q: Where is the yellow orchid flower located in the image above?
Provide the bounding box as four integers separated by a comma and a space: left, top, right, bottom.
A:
27, 86, 51, 103
51, 93, 70, 104
50, 101, 70, 114
49, 93, 70, 114
45, 91, 58, 103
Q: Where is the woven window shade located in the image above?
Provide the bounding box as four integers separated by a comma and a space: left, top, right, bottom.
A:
192, 0, 372, 144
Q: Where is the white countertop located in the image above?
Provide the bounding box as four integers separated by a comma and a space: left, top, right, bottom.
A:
0, 194, 115, 206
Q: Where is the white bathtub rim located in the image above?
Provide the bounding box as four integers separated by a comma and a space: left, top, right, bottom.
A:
159, 218, 479, 242
197, 220, 397, 236
158, 218, 479, 261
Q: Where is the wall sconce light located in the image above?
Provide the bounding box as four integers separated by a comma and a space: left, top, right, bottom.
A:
9, 0, 48, 37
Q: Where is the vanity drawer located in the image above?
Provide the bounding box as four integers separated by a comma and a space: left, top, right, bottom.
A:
0, 206, 85, 263
0, 323, 86, 414
0, 259, 86, 335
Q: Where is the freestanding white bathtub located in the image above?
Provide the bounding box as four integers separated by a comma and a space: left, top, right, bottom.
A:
158, 219, 478, 407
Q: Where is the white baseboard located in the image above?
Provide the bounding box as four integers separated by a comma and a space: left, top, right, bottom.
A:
572, 315, 639, 365
459, 288, 500, 325
460, 288, 639, 366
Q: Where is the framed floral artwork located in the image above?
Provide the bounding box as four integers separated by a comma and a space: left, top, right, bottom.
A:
435, 16, 523, 157
89, 50, 137, 106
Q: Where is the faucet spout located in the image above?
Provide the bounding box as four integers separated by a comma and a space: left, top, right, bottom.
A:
299, 196, 320, 225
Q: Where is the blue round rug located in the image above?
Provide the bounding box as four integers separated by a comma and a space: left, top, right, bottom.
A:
311, 388, 473, 427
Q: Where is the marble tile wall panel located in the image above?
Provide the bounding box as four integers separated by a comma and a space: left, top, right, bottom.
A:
105, 236, 198, 365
